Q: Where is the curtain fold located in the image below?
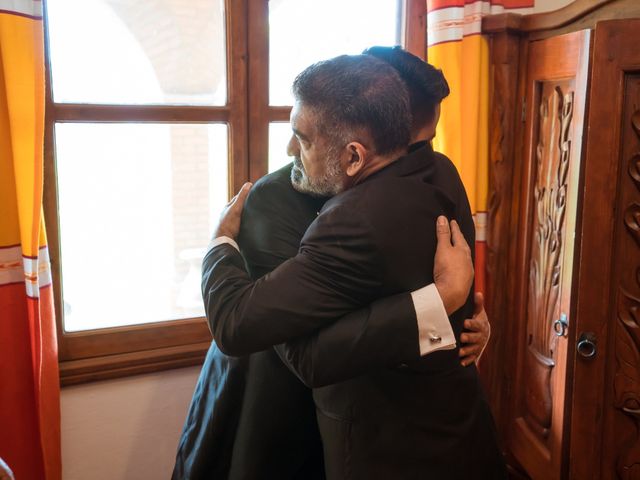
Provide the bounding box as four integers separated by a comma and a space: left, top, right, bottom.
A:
0, 1, 61, 479
426, 0, 534, 294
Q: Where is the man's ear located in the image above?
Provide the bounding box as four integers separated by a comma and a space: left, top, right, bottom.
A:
343, 142, 368, 177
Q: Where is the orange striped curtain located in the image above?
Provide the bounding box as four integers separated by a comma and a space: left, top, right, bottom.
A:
426, 0, 534, 294
0, 1, 61, 479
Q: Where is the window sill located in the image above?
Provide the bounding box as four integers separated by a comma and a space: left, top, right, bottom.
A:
59, 341, 211, 386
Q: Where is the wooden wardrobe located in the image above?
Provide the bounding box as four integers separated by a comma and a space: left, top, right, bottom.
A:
479, 1, 640, 478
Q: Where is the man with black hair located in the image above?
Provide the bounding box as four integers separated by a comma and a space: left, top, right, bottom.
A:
203, 53, 505, 479
364, 45, 449, 143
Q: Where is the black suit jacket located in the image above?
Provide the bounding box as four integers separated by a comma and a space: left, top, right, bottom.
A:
201, 145, 506, 479
173, 164, 427, 479
277, 142, 477, 387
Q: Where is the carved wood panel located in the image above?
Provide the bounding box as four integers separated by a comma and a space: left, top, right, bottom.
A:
507, 30, 590, 480
523, 82, 574, 440
483, 15, 640, 480
611, 74, 640, 480
566, 20, 640, 480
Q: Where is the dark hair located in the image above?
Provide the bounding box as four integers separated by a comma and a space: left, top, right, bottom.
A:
363, 46, 449, 127
292, 54, 411, 156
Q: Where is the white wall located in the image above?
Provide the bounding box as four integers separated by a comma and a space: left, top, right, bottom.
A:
61, 366, 200, 480
534, 0, 575, 13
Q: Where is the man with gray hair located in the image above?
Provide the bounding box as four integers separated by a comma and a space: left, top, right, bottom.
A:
202, 54, 505, 479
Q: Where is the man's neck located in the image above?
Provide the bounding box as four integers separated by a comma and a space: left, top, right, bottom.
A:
410, 118, 437, 145
350, 147, 408, 186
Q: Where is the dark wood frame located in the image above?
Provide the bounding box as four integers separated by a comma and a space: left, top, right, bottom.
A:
404, 0, 427, 60
567, 19, 640, 479
44, 0, 421, 385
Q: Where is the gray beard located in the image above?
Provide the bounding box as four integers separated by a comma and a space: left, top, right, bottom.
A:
290, 156, 345, 197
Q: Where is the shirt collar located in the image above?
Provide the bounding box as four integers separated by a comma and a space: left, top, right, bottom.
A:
363, 142, 436, 183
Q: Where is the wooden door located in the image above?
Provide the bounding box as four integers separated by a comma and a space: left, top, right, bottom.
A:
568, 19, 640, 480
507, 30, 590, 480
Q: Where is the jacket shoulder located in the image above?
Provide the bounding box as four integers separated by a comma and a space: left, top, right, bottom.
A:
248, 164, 294, 200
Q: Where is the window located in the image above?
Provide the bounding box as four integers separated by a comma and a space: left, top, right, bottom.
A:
54, 123, 228, 331
44, 0, 421, 383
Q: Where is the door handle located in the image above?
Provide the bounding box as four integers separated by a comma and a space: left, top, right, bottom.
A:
577, 332, 597, 359
553, 313, 569, 337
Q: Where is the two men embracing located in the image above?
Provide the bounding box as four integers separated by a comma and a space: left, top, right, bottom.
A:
174, 47, 506, 480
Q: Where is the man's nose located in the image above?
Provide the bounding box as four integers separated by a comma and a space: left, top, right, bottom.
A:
286, 135, 299, 157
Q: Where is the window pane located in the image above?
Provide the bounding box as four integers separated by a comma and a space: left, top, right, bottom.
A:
46, 0, 226, 105
269, 122, 293, 173
269, 0, 401, 106
55, 123, 228, 331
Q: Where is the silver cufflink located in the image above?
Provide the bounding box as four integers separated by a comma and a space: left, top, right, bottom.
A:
429, 334, 442, 344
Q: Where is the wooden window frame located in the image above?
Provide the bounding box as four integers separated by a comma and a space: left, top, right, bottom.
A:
44, 0, 249, 385
404, 0, 427, 60
43, 0, 424, 385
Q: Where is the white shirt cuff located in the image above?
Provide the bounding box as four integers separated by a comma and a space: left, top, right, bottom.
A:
411, 284, 457, 356
207, 236, 240, 253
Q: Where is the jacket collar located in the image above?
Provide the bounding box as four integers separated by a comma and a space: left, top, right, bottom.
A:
363, 141, 436, 184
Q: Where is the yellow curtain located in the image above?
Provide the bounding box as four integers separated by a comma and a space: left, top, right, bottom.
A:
0, 2, 61, 479
426, 0, 534, 293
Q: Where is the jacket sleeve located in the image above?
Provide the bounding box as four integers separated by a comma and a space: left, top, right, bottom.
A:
234, 176, 424, 384
202, 204, 385, 356
273, 291, 421, 387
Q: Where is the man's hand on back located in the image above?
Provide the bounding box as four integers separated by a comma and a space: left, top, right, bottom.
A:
433, 216, 474, 315
213, 182, 253, 240
459, 292, 490, 366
